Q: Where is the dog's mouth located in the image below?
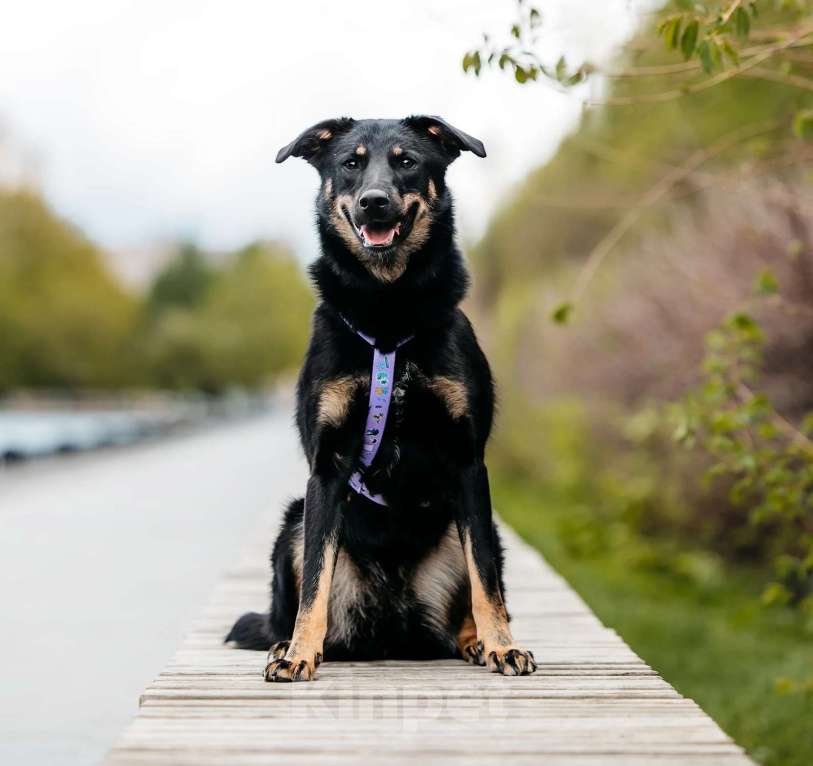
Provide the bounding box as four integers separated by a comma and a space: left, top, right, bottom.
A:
343, 203, 419, 253
358, 221, 401, 248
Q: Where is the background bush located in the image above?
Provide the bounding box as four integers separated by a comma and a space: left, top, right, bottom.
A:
468, 1, 813, 607
0, 190, 313, 395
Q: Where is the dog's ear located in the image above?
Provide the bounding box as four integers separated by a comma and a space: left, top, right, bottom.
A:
403, 115, 486, 161
276, 118, 356, 165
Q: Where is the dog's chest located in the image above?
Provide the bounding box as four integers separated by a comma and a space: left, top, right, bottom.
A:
388, 361, 468, 425
356, 361, 467, 496
316, 359, 469, 492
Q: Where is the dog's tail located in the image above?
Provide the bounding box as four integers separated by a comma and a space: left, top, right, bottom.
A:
224, 612, 273, 651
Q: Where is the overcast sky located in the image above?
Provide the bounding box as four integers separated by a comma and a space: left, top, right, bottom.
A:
0, 1, 653, 266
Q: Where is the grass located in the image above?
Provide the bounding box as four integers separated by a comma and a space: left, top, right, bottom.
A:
493, 477, 813, 766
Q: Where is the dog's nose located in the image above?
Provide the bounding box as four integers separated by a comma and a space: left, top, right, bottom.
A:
358, 189, 390, 212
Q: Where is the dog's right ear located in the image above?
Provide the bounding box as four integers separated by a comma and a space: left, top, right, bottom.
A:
276, 118, 356, 165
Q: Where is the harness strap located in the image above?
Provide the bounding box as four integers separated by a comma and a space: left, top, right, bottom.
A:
340, 316, 412, 506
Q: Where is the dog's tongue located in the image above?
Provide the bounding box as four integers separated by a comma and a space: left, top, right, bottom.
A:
361, 224, 396, 247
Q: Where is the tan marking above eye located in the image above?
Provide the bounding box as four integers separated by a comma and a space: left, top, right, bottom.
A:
317, 129, 333, 140
392, 146, 403, 156
427, 125, 441, 136
355, 145, 366, 156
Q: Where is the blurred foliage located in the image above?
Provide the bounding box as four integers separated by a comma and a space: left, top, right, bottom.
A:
675, 312, 813, 611
0, 189, 140, 391
0, 189, 313, 395
469, 0, 813, 604
466, 1, 813, 100
469, 4, 813, 756
144, 243, 313, 393
146, 242, 215, 317
495, 477, 813, 766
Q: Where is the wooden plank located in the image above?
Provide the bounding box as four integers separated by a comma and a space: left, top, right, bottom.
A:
104, 516, 755, 765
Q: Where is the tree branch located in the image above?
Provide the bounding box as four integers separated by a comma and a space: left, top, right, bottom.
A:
721, 0, 745, 25
741, 65, 813, 92
569, 121, 780, 302
737, 382, 813, 457
590, 25, 813, 107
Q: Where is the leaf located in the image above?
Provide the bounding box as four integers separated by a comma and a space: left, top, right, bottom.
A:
793, 109, 813, 141
667, 18, 683, 50
734, 6, 750, 38
721, 37, 740, 66
555, 55, 567, 81
681, 20, 699, 60
659, 17, 683, 50
551, 302, 573, 325
774, 676, 797, 695
511, 23, 521, 40
754, 268, 779, 295
698, 40, 714, 73
529, 7, 542, 28
709, 38, 722, 70
567, 69, 586, 86
762, 581, 792, 606
673, 414, 694, 443
728, 311, 758, 331
514, 66, 528, 84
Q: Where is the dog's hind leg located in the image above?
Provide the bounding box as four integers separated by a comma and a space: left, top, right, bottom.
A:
456, 612, 484, 666
225, 498, 303, 651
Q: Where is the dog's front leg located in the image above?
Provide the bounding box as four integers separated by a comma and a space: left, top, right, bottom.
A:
456, 461, 537, 676
264, 472, 342, 682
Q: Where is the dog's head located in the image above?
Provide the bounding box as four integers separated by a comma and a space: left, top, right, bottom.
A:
277, 116, 485, 283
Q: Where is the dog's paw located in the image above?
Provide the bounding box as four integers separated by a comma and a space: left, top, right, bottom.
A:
269, 640, 290, 660
461, 639, 485, 666
485, 646, 537, 676
264, 650, 323, 683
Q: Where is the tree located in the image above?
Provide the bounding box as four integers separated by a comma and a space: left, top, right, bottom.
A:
146, 241, 313, 393
146, 242, 214, 317
0, 189, 138, 391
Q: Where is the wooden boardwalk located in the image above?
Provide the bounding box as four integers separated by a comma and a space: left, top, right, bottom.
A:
105, 511, 755, 766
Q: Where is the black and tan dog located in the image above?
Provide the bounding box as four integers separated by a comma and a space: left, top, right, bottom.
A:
226, 116, 537, 681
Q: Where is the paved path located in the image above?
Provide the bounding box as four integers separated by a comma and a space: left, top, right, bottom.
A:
103, 485, 754, 763
0, 410, 306, 766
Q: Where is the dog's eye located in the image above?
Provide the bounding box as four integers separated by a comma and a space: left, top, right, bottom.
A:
343, 158, 359, 170
399, 157, 416, 169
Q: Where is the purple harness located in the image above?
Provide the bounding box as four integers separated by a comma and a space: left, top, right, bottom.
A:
342, 317, 412, 506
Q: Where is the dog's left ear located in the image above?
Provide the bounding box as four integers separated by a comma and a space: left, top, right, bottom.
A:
276, 118, 356, 165
403, 115, 486, 161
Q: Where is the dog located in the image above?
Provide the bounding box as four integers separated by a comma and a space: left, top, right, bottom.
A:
226, 115, 537, 681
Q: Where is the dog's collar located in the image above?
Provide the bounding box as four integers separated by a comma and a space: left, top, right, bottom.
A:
340, 314, 413, 506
